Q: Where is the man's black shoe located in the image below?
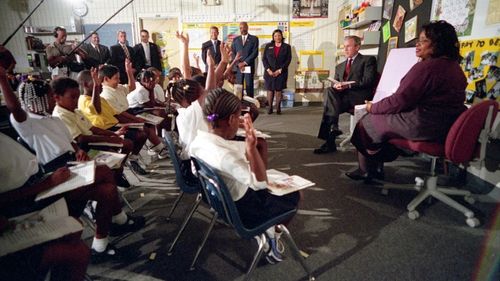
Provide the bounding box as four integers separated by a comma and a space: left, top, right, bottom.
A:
331, 129, 343, 137
345, 168, 384, 181
109, 214, 146, 237
313, 142, 337, 154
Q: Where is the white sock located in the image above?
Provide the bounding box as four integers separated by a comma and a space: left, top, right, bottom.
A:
112, 210, 128, 225
265, 226, 276, 238
92, 236, 109, 252
152, 142, 165, 152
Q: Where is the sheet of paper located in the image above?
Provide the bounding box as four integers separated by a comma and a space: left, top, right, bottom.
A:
35, 161, 96, 201
243, 66, 251, 74
0, 199, 82, 257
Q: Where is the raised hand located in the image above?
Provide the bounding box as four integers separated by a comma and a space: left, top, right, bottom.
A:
125, 58, 133, 74
175, 31, 189, 45
243, 113, 257, 149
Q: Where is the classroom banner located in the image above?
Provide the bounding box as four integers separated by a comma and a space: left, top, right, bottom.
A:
459, 37, 500, 103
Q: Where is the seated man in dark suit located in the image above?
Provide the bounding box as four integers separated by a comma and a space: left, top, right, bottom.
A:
201, 26, 222, 73
314, 35, 377, 154
133, 29, 162, 72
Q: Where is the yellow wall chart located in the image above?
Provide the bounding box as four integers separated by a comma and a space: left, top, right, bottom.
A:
459, 37, 500, 103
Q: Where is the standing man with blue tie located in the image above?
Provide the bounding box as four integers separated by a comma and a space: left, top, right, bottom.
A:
313, 35, 377, 154
231, 22, 259, 97
201, 26, 222, 73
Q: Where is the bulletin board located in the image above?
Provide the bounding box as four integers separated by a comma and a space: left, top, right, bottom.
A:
299, 50, 324, 70
460, 37, 500, 102
83, 23, 133, 48
377, 0, 432, 73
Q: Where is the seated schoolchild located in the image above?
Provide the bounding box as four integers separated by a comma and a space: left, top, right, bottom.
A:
189, 88, 299, 264
50, 76, 133, 187
127, 69, 171, 133
0, 67, 145, 261
147, 67, 168, 106
0, 132, 90, 280
98, 62, 168, 159
76, 69, 149, 175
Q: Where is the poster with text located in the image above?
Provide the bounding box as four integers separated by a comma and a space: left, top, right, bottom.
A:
459, 37, 500, 103
431, 0, 477, 37
293, 0, 329, 18
383, 0, 395, 19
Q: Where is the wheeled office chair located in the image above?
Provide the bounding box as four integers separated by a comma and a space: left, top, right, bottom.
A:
383, 100, 498, 227
190, 157, 315, 281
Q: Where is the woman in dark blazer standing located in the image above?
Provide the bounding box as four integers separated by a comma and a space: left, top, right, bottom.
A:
262, 29, 292, 114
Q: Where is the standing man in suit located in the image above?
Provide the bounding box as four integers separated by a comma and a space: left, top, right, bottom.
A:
81, 32, 110, 69
231, 22, 259, 97
314, 35, 377, 154
201, 26, 222, 73
133, 29, 162, 72
109, 30, 136, 84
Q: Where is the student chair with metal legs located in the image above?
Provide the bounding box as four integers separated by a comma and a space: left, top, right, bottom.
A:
383, 100, 498, 227
163, 132, 204, 256
190, 157, 314, 281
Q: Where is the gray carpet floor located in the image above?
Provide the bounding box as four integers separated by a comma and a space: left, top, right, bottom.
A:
85, 105, 499, 281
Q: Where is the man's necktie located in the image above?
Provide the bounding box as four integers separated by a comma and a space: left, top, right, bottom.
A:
343, 58, 352, 81
242, 36, 246, 45
122, 44, 131, 60
95, 46, 101, 61
213, 41, 217, 55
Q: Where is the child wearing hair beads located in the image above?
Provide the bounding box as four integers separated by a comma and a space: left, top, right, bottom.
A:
0, 64, 145, 262
189, 88, 300, 264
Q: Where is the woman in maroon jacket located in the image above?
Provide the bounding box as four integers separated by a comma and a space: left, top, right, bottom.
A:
347, 20, 467, 181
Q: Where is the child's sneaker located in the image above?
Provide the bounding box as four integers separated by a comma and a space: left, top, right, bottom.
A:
265, 237, 283, 264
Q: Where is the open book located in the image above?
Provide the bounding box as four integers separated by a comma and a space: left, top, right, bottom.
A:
0, 198, 83, 257
88, 142, 123, 148
35, 161, 96, 201
327, 77, 356, 86
236, 128, 271, 139
116, 123, 144, 129
137, 112, 164, 125
266, 169, 315, 196
87, 149, 127, 169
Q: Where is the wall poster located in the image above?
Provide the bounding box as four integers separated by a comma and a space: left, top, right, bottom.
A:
460, 37, 500, 103
430, 0, 477, 37
292, 0, 329, 18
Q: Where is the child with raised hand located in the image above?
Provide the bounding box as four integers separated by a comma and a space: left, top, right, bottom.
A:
0, 64, 145, 262
127, 69, 172, 133
98, 60, 168, 160
51, 75, 133, 188
189, 88, 299, 264
77, 68, 149, 175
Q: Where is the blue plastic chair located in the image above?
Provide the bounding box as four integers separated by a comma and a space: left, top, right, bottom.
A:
191, 157, 315, 280
163, 132, 204, 255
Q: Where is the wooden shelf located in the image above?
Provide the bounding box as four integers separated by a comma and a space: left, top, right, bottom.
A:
343, 6, 382, 30
362, 31, 380, 45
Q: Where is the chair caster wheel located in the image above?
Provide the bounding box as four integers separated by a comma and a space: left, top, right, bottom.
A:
381, 188, 389, 195
408, 210, 420, 220
464, 196, 475, 204
466, 217, 480, 228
